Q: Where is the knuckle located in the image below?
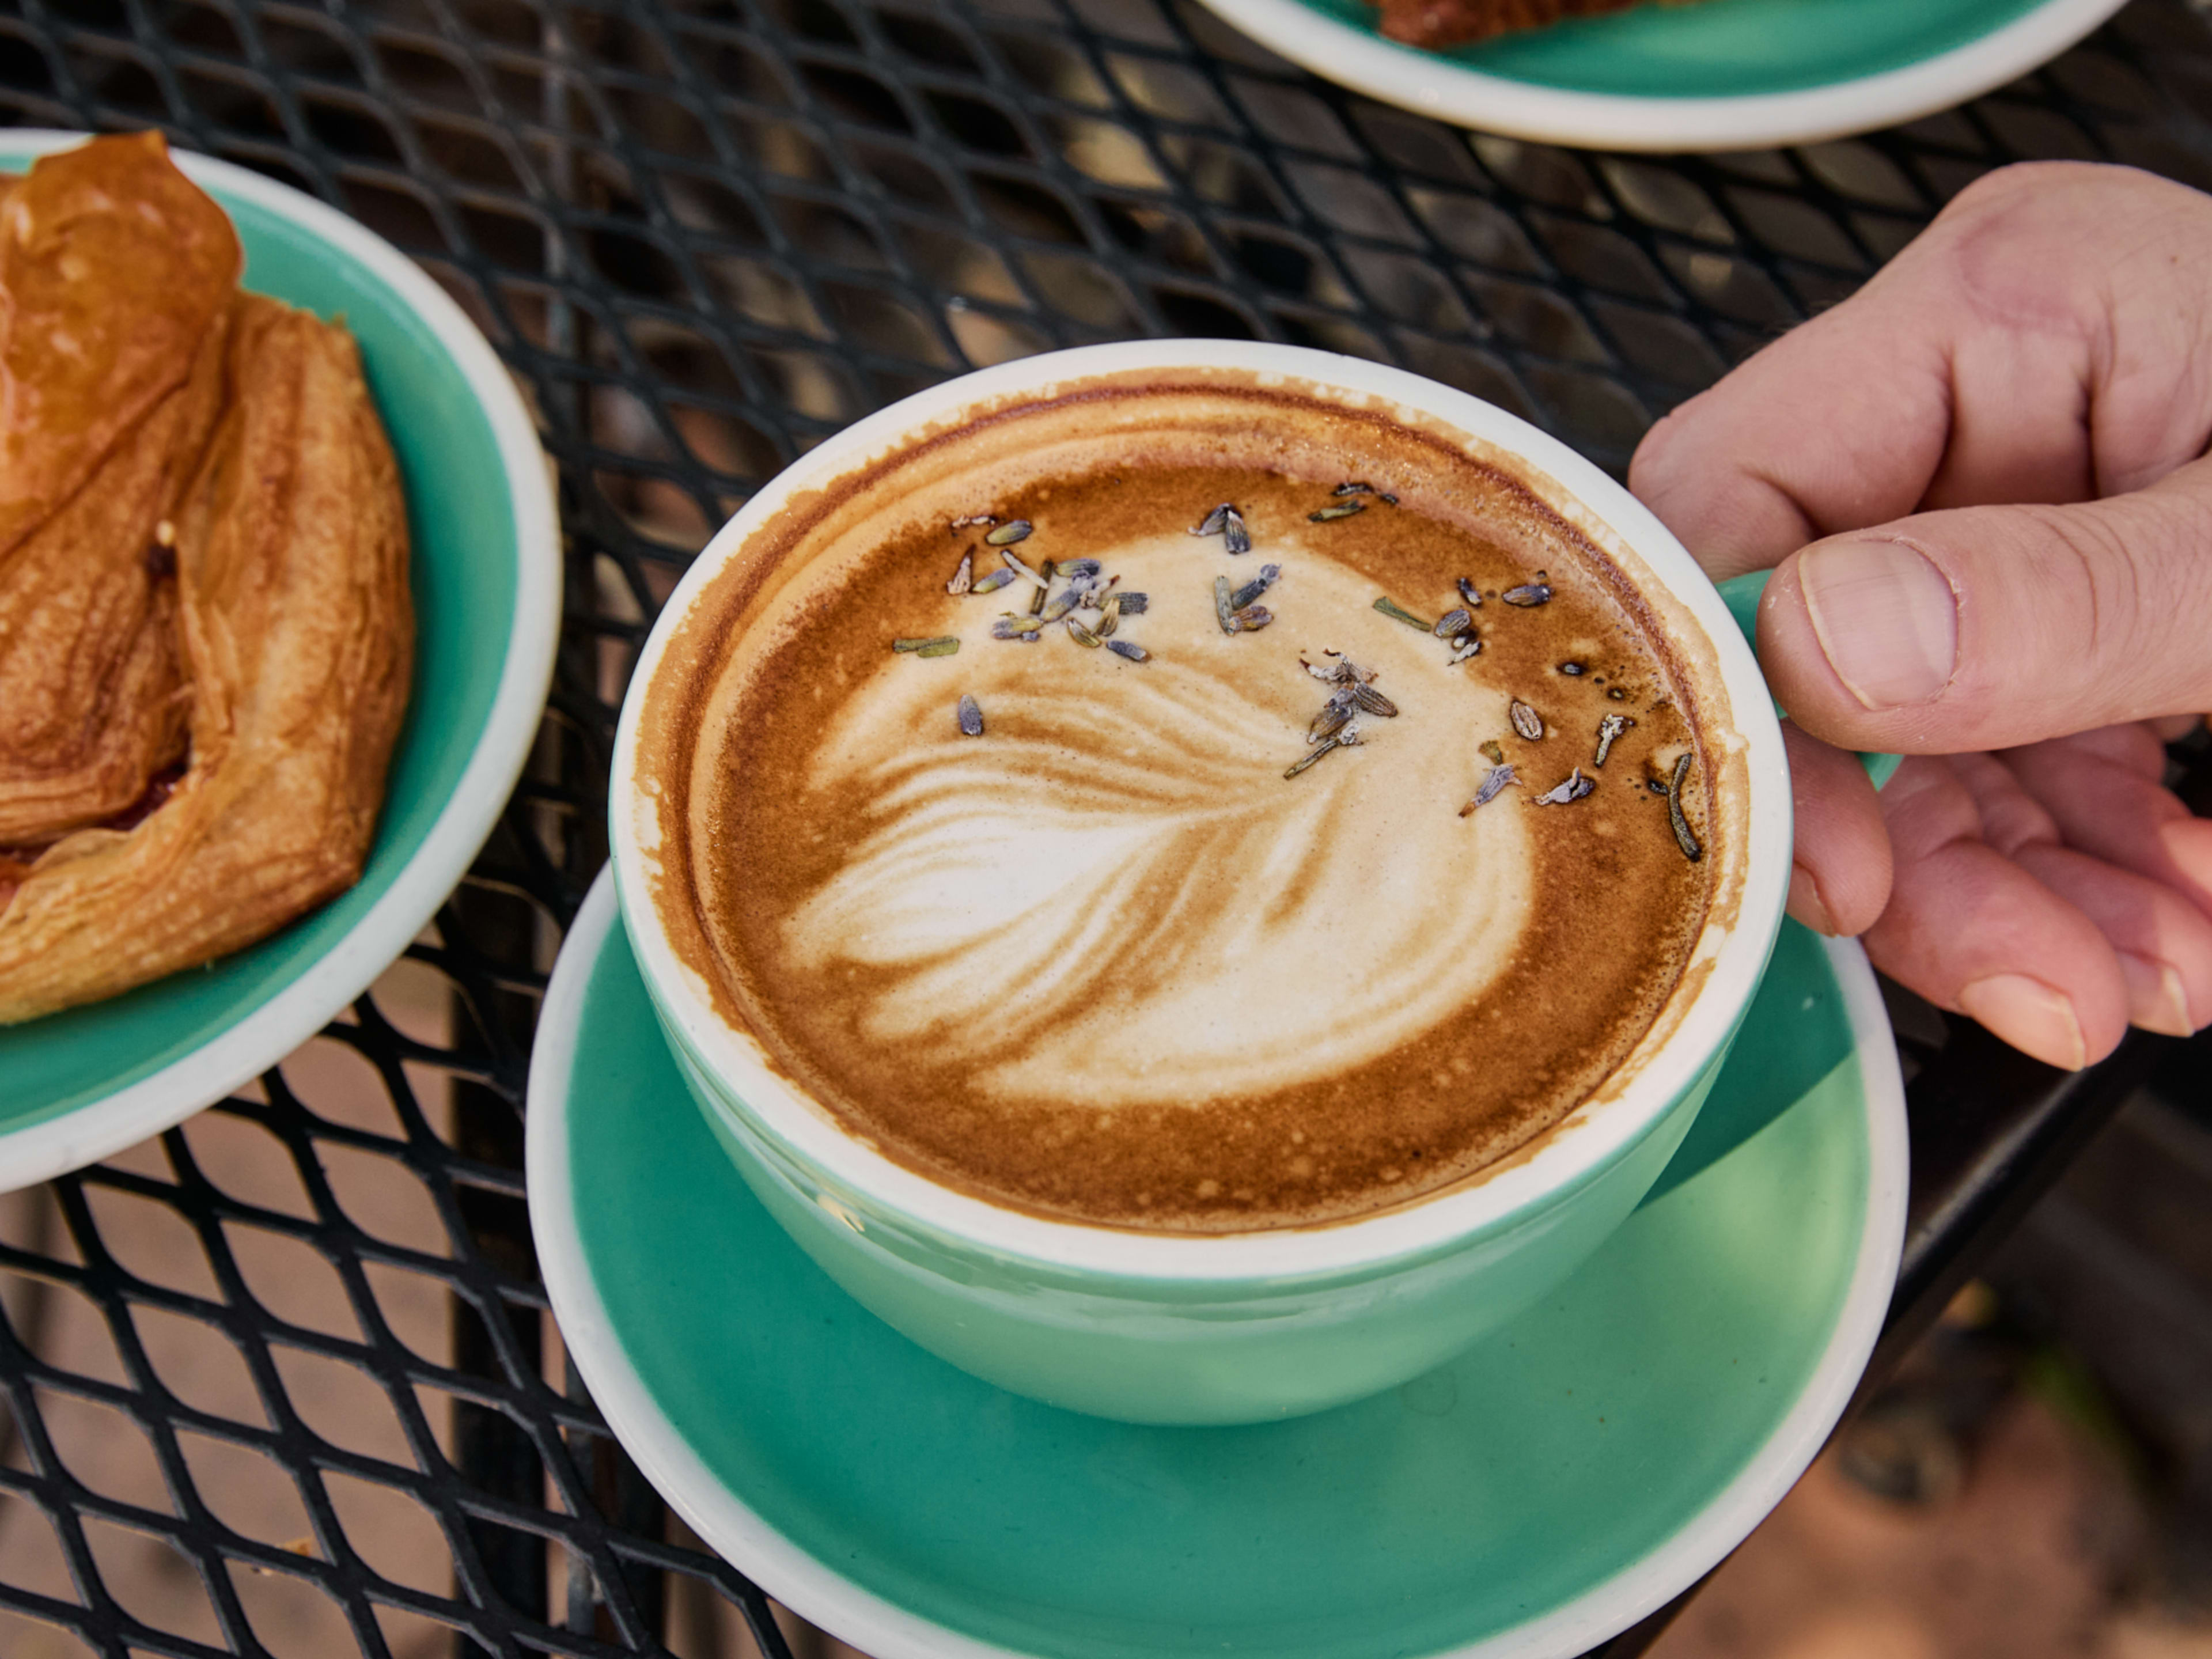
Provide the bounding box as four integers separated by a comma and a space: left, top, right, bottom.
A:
1933, 161, 2124, 232
1627, 397, 1700, 497
2006, 490, 2212, 711
1916, 164, 2171, 335
1876, 757, 1982, 858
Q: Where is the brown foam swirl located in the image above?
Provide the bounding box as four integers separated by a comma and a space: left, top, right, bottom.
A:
776, 536, 1533, 1105
637, 366, 1734, 1231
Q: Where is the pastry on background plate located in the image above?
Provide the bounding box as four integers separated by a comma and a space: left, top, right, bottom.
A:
0, 133, 411, 1024
1375, 0, 1650, 49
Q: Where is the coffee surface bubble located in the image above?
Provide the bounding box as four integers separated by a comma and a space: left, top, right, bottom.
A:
638, 372, 1727, 1233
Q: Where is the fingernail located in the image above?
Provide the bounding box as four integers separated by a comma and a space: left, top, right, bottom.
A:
1797, 539, 1957, 710
2115, 951, 2194, 1037
1957, 974, 2086, 1070
1786, 862, 1837, 935
2160, 817, 2212, 902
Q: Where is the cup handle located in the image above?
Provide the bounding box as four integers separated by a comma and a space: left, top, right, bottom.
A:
1716, 570, 1900, 790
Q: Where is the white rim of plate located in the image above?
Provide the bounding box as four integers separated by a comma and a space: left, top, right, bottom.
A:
531, 865, 1910, 1659
0, 131, 559, 1192
1185, 0, 2130, 151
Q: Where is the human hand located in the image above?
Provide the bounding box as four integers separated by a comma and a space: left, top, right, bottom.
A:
1629, 161, 2212, 1070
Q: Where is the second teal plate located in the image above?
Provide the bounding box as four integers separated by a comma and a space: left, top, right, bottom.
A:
1183, 0, 2128, 150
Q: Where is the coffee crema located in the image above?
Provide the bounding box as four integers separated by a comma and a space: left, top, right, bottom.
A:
635, 370, 1736, 1233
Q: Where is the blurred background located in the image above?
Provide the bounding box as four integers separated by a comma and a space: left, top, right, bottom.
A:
1653, 1026, 2212, 1659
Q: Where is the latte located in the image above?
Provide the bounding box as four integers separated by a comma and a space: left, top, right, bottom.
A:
634, 369, 1730, 1233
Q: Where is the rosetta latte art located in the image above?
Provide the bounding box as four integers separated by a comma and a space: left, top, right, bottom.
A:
772, 537, 1535, 1107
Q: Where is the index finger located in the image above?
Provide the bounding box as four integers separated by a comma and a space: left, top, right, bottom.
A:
1627, 162, 2212, 579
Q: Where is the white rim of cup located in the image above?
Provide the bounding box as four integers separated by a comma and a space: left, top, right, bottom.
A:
0, 131, 560, 1193
609, 339, 1790, 1281
1180, 0, 2130, 153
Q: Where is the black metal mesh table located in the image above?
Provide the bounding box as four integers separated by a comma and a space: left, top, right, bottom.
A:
2, 1, 2211, 1655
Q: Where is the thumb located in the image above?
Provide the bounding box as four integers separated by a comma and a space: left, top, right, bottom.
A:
1755, 454, 2212, 755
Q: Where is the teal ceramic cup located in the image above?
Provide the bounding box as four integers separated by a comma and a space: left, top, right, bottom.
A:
611, 341, 1802, 1426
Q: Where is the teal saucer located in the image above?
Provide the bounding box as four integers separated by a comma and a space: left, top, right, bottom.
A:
529, 870, 1906, 1659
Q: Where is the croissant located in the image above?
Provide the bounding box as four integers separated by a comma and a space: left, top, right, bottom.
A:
0, 132, 241, 843
1373, 0, 1646, 47
0, 273, 412, 1020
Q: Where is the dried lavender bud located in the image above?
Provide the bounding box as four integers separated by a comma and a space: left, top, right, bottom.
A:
1302, 651, 1376, 685
1594, 713, 1635, 768
1668, 752, 1703, 862
1530, 768, 1594, 806
1229, 565, 1281, 611
1223, 507, 1251, 555
1285, 729, 1358, 779
957, 694, 983, 736
1309, 699, 1355, 743
1460, 765, 1516, 816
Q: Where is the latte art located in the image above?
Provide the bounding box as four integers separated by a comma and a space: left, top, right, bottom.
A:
781, 538, 1535, 1106
638, 370, 1734, 1232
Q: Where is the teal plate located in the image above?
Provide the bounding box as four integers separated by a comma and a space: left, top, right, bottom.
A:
530, 870, 1908, 1659
1186, 0, 2128, 149
0, 134, 558, 1188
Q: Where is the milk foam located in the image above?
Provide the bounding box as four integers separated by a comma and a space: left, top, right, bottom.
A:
774, 535, 1535, 1107
647, 376, 1734, 1229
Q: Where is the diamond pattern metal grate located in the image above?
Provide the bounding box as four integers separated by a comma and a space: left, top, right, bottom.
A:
1, 0, 2210, 1654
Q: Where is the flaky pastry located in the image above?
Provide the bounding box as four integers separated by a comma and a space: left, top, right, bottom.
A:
0, 138, 412, 1024
0, 132, 242, 843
